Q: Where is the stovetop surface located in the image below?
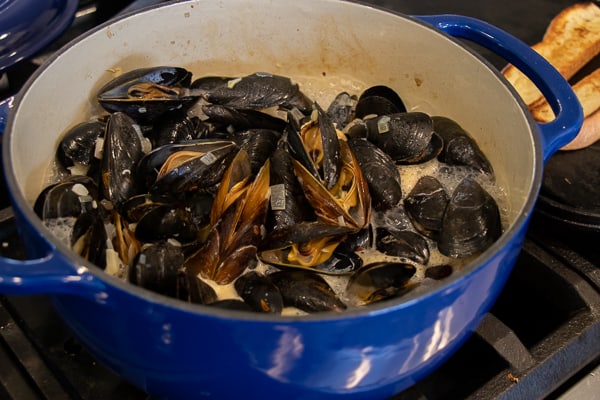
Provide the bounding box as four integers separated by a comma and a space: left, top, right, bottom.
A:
0, 1, 599, 399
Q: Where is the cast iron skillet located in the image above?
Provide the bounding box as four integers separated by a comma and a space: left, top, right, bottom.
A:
535, 56, 600, 232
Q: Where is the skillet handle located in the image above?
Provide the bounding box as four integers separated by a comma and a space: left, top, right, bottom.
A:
0, 209, 105, 298
415, 14, 583, 162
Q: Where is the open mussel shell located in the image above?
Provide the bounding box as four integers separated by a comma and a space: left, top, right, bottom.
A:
347, 261, 417, 304
292, 138, 371, 231
137, 140, 238, 194
354, 85, 407, 119
259, 221, 355, 272
438, 177, 502, 258
97, 66, 197, 123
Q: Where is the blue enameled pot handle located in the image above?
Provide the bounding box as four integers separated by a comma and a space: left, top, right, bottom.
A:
0, 95, 13, 134
0, 209, 105, 298
416, 14, 584, 163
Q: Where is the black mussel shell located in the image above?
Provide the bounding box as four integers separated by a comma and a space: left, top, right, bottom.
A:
122, 193, 173, 222
375, 228, 430, 265
313, 250, 363, 274
347, 261, 417, 304
425, 264, 453, 280
354, 85, 407, 119
327, 91, 357, 129
71, 208, 108, 270
101, 112, 144, 210
438, 177, 502, 258
149, 111, 205, 147
97, 67, 196, 123
57, 119, 106, 169
202, 105, 287, 132
433, 116, 493, 175
129, 241, 185, 298
269, 270, 346, 313
233, 129, 281, 175
136, 140, 236, 191
178, 272, 218, 305
404, 176, 449, 238
234, 271, 283, 313
348, 137, 402, 210
34, 175, 99, 220
266, 144, 315, 231
202, 72, 312, 114
363, 112, 435, 163
134, 205, 199, 244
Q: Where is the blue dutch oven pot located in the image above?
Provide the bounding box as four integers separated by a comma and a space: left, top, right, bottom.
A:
0, 1, 583, 399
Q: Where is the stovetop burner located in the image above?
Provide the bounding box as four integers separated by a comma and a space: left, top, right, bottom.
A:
1, 1, 599, 399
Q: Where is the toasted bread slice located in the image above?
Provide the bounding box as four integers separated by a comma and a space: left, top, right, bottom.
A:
561, 109, 600, 150
530, 67, 600, 122
502, 2, 600, 106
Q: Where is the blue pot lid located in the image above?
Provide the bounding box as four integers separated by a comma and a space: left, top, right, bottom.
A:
0, 0, 78, 71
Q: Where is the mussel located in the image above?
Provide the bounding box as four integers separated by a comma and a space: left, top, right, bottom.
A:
129, 240, 185, 298
404, 176, 449, 238
234, 271, 284, 313
101, 112, 145, 210
347, 262, 417, 304
437, 177, 502, 258
269, 270, 346, 313
348, 137, 402, 211
185, 150, 271, 284
433, 116, 493, 176
97, 66, 197, 122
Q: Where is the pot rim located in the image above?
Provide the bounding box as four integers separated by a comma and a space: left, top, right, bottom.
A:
2, 0, 543, 322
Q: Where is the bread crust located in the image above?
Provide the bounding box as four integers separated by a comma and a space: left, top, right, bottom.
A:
502, 2, 600, 150
502, 2, 600, 106
530, 67, 600, 122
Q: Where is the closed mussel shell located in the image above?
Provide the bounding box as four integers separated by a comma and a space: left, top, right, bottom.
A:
234, 271, 283, 313
438, 177, 502, 258
269, 270, 346, 313
404, 176, 449, 238
129, 241, 185, 298
348, 137, 402, 211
